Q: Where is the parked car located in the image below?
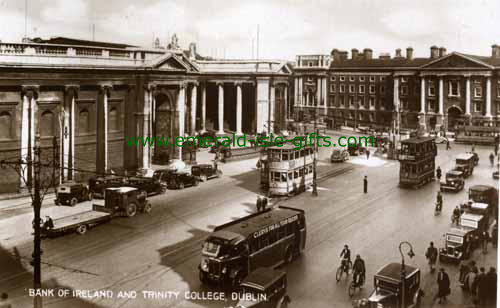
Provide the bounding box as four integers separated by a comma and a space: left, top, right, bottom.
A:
167, 172, 199, 189
88, 176, 126, 198
125, 177, 166, 196
236, 268, 290, 308
191, 164, 222, 182
153, 169, 177, 184
330, 149, 349, 162
55, 181, 92, 206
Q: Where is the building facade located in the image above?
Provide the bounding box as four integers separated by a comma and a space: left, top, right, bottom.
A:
295, 45, 500, 132
0, 36, 292, 193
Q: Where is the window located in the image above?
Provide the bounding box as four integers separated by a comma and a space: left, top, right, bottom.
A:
330, 76, 336, 81
339, 84, 346, 93
427, 100, 435, 112
369, 113, 374, 122
359, 85, 365, 93
0, 111, 12, 139
428, 84, 436, 96
474, 86, 482, 98
340, 76, 345, 82
449, 80, 460, 97
401, 77, 408, 83
473, 79, 481, 84
349, 85, 355, 93
401, 85, 408, 96
349, 96, 354, 107
380, 76, 386, 82
307, 77, 313, 82
369, 97, 375, 107
369, 76, 375, 82
109, 107, 119, 131
474, 102, 482, 112
339, 96, 345, 106
497, 102, 500, 113
402, 99, 409, 110
40, 110, 54, 137
497, 88, 500, 98
308, 62, 313, 67
369, 85, 376, 94
349, 76, 355, 82
380, 85, 385, 94
330, 84, 336, 93
359, 76, 365, 82
79, 108, 90, 133
329, 96, 335, 107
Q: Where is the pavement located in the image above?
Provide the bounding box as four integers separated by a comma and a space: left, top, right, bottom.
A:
0, 137, 497, 308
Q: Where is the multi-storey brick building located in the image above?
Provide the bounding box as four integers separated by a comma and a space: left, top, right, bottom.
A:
295, 45, 500, 132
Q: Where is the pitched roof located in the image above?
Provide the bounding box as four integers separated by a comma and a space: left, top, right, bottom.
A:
32, 36, 137, 49
330, 57, 432, 69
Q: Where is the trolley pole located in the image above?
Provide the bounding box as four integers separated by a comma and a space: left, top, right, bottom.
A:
33, 134, 43, 308
312, 101, 318, 197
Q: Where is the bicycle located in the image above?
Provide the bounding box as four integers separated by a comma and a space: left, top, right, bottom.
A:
348, 271, 365, 297
336, 259, 353, 282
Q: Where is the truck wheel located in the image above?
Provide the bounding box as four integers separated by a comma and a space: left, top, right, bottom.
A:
126, 203, 137, 217
178, 182, 185, 190
70, 197, 78, 207
201, 175, 207, 182
142, 202, 152, 214
76, 224, 87, 235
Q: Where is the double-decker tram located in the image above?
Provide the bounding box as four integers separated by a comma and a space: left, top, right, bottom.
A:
398, 137, 437, 188
265, 137, 315, 196
199, 206, 306, 286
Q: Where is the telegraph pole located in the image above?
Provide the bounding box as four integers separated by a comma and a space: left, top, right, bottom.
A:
312, 97, 318, 196
33, 133, 42, 308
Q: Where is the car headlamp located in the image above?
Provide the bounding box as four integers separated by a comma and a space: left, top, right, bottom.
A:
201, 260, 208, 271
222, 266, 227, 274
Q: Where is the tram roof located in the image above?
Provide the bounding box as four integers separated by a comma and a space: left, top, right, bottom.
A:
213, 207, 302, 239
400, 137, 435, 144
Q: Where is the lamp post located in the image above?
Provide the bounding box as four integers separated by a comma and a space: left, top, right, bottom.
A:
312, 96, 318, 197
399, 241, 415, 308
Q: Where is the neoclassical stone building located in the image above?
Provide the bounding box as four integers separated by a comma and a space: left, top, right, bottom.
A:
0, 36, 292, 193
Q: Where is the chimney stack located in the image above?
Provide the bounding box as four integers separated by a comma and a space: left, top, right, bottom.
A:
439, 47, 447, 57
363, 48, 373, 60
430, 46, 439, 59
395, 48, 402, 58
331, 48, 339, 61
351, 48, 359, 60
339, 51, 348, 61
492, 44, 500, 58
379, 52, 391, 60
406, 47, 413, 60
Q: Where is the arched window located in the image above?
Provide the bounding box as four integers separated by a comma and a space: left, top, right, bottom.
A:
0, 111, 12, 139
109, 107, 118, 131
40, 110, 54, 137
79, 108, 89, 133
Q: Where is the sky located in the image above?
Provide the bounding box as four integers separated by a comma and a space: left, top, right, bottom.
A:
0, 0, 499, 61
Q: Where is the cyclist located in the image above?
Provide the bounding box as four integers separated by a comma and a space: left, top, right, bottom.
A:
352, 254, 366, 287
436, 191, 443, 212
436, 166, 442, 181
340, 245, 351, 270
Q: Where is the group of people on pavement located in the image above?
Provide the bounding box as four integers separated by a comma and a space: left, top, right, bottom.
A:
459, 260, 497, 307
255, 195, 269, 212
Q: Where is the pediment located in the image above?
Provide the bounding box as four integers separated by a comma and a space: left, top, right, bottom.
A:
276, 63, 293, 74
153, 54, 199, 72
421, 53, 492, 69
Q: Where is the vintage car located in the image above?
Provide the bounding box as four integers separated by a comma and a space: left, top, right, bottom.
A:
439, 170, 464, 192
88, 176, 126, 198
467, 151, 479, 166
125, 176, 166, 196
347, 144, 366, 156
100, 187, 151, 217
452, 153, 475, 178
236, 268, 290, 308
167, 171, 199, 189
191, 164, 222, 182
54, 181, 92, 206
152, 169, 177, 184
439, 226, 480, 263
368, 262, 422, 308
330, 149, 350, 162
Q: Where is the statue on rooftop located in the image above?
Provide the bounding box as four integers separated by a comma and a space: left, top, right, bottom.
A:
167, 33, 179, 50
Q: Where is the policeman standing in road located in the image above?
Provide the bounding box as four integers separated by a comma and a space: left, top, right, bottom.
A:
363, 176, 368, 194
256, 196, 262, 212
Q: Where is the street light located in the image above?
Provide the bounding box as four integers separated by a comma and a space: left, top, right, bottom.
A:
399, 241, 415, 308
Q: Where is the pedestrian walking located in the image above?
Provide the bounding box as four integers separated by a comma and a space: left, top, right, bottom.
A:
459, 260, 470, 284
363, 176, 368, 194
477, 267, 488, 307
481, 229, 490, 253
446, 139, 451, 150
256, 196, 262, 212
464, 267, 478, 294
436, 268, 450, 304
436, 166, 442, 181
486, 267, 497, 305
0, 293, 11, 308
366, 149, 370, 160
425, 242, 438, 272
490, 152, 495, 167
262, 197, 268, 211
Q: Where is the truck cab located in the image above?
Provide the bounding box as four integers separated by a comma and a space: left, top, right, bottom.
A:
453, 153, 475, 178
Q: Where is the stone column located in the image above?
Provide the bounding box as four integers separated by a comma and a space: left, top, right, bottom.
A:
269, 81, 275, 133
298, 77, 303, 106
486, 76, 492, 117
284, 85, 288, 120
393, 77, 400, 111
294, 78, 298, 109
190, 83, 198, 134
217, 82, 224, 134
465, 77, 471, 116
97, 85, 111, 174
201, 83, 206, 132
420, 77, 426, 131
236, 82, 243, 135
256, 78, 270, 134
64, 85, 78, 181
20, 86, 38, 188
322, 77, 327, 110
142, 84, 154, 170
436, 77, 444, 131
177, 83, 186, 159
316, 78, 321, 106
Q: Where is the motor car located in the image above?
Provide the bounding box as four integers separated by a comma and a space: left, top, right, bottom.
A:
236, 268, 290, 308
55, 181, 92, 206
191, 164, 222, 182
452, 153, 475, 178
439, 170, 464, 192
125, 176, 166, 196
153, 169, 177, 184
88, 176, 126, 198
167, 171, 199, 189
330, 149, 349, 162
347, 144, 365, 156
467, 151, 479, 166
